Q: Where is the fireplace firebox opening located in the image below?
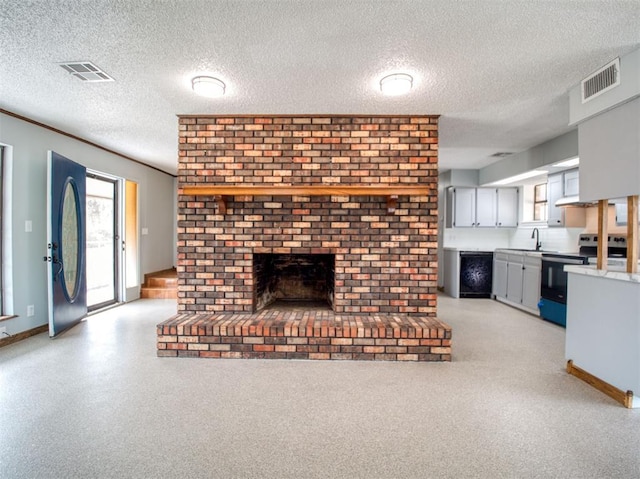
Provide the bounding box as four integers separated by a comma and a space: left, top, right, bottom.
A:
254, 254, 335, 312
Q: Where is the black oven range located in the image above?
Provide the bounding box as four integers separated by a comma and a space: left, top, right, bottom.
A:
538, 234, 628, 327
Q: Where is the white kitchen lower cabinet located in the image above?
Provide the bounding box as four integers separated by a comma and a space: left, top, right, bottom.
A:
506, 260, 524, 304
492, 255, 508, 299
443, 249, 461, 298
522, 257, 542, 311
493, 250, 541, 316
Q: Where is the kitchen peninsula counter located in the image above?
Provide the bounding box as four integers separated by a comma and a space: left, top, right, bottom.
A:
564, 264, 640, 408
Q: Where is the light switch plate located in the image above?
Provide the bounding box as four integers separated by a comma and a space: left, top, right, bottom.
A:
25, 220, 32, 232
142, 227, 149, 235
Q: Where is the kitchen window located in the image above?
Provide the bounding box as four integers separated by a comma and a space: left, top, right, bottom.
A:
533, 183, 547, 222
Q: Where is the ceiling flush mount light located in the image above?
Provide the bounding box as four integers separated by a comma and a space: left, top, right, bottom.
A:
380, 73, 413, 96
192, 76, 225, 97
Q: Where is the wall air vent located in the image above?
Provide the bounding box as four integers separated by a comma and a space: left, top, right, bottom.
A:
581, 58, 620, 103
58, 62, 114, 82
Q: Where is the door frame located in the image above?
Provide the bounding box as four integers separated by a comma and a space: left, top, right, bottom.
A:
86, 170, 124, 311
124, 180, 140, 302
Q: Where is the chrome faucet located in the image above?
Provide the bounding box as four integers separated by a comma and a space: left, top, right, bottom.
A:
531, 228, 542, 251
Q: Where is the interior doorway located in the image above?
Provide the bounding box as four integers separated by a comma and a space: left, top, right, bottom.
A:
86, 173, 121, 311
124, 180, 139, 302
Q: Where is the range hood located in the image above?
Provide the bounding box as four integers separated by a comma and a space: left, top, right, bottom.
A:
555, 196, 618, 208
555, 195, 590, 207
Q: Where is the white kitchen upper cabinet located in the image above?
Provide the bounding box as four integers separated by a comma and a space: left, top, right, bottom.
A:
616, 203, 628, 225
447, 186, 517, 228
475, 188, 497, 227
450, 187, 476, 227
563, 169, 579, 197
496, 187, 519, 227
547, 173, 565, 227
615, 202, 640, 226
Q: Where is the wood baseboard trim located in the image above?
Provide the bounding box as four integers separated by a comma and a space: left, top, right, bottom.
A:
566, 360, 634, 408
0, 324, 49, 348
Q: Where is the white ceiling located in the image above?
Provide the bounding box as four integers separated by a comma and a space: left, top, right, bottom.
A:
1, 1, 639, 176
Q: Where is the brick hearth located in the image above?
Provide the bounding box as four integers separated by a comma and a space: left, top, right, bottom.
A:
158, 311, 451, 361
160, 114, 450, 361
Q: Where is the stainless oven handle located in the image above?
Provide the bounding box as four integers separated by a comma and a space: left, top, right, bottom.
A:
542, 257, 587, 265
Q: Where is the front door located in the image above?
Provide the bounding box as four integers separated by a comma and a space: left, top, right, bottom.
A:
46, 151, 87, 337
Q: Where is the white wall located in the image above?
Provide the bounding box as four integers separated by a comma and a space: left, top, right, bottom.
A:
578, 97, 640, 201
478, 130, 578, 186
508, 226, 582, 252
0, 113, 176, 336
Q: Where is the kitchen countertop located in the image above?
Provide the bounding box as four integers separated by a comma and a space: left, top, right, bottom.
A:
565, 264, 640, 284
443, 247, 495, 252
494, 248, 546, 257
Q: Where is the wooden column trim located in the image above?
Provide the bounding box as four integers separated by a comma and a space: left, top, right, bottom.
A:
596, 199, 608, 270
627, 195, 638, 274
567, 360, 634, 409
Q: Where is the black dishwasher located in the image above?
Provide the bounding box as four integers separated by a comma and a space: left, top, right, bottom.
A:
459, 251, 494, 298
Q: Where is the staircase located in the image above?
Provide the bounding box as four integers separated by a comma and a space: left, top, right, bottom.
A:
140, 268, 178, 299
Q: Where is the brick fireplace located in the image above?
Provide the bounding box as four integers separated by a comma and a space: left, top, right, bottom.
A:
253, 253, 335, 311
158, 115, 451, 361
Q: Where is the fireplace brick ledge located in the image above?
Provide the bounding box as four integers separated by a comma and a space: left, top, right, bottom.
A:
181, 185, 431, 214
157, 312, 451, 361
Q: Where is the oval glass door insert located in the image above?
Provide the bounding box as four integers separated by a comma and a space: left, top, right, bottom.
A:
61, 181, 79, 299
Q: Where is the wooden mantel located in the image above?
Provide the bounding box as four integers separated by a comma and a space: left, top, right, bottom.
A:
181, 185, 431, 214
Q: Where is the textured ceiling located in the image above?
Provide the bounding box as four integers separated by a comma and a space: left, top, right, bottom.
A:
1, 0, 639, 176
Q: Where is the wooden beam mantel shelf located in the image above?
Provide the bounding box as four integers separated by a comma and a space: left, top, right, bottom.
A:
182, 185, 430, 214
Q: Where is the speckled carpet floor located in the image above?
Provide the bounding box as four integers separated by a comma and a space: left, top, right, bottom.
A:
1, 295, 638, 478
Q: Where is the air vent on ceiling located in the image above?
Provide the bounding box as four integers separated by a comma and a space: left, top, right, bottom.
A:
581, 58, 620, 103
490, 152, 513, 158
58, 62, 114, 82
